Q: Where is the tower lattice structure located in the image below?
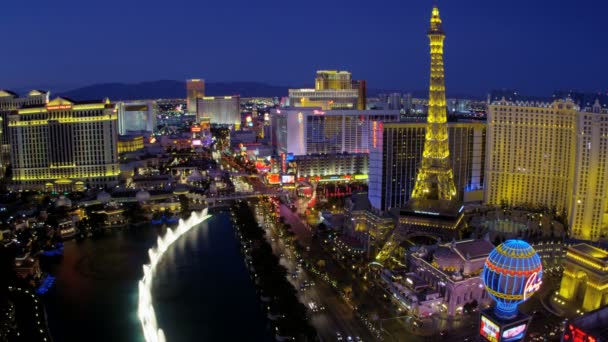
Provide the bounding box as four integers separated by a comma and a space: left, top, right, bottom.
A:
410, 6, 457, 201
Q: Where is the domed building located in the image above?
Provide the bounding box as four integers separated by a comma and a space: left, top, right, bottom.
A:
186, 169, 204, 184
136, 190, 151, 203
432, 246, 463, 273
96, 191, 111, 204
54, 196, 72, 208
173, 185, 189, 196
406, 238, 495, 316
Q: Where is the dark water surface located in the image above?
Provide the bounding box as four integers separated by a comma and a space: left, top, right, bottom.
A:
42, 212, 270, 342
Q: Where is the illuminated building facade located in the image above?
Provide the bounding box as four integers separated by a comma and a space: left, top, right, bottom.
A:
288, 70, 366, 110
570, 101, 608, 241
196, 96, 240, 128
293, 153, 368, 178
315, 70, 352, 90
0, 89, 49, 176
369, 121, 486, 211
8, 97, 119, 191
271, 107, 399, 156
0, 116, 3, 177
485, 98, 577, 214
557, 243, 608, 312
118, 135, 145, 153
186, 79, 205, 113
116, 100, 157, 135
486, 97, 608, 241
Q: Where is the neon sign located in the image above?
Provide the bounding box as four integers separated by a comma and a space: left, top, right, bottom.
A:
414, 210, 440, 216
523, 271, 542, 300
47, 104, 72, 110
373, 121, 377, 148
480, 315, 499, 342
313, 110, 325, 115
281, 153, 286, 174
502, 323, 527, 342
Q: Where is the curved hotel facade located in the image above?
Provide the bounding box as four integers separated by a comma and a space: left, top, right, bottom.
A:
9, 97, 120, 191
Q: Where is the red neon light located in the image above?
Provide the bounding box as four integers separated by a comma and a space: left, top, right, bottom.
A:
485, 259, 542, 276
281, 153, 286, 173
267, 174, 280, 184
523, 271, 542, 300
47, 104, 72, 110
373, 121, 377, 148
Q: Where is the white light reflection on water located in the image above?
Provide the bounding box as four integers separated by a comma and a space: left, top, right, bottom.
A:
138, 209, 211, 342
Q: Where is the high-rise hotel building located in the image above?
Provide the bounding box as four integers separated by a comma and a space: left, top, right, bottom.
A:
486, 97, 608, 241
369, 120, 486, 212
570, 101, 608, 241
288, 70, 367, 110
271, 107, 400, 156
485, 98, 577, 211
196, 95, 240, 128
0, 90, 49, 176
186, 79, 205, 113
8, 97, 120, 191
116, 100, 157, 135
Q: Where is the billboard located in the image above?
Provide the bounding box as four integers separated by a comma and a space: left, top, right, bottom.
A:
267, 173, 280, 184
502, 323, 527, 342
480, 311, 530, 342
281, 153, 287, 173
281, 175, 295, 184
480, 315, 500, 342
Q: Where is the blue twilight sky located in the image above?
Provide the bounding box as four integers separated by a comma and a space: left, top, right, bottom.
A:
1, 0, 606, 96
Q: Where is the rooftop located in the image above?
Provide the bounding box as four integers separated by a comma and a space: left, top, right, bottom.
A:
453, 239, 495, 260
570, 306, 608, 340
400, 198, 464, 219
570, 243, 608, 262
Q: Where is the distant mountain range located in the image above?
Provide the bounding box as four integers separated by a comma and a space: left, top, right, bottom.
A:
53, 80, 481, 101
56, 80, 291, 101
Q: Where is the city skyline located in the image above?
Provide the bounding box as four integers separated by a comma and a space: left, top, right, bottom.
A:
1, 3, 607, 342
2, 0, 607, 95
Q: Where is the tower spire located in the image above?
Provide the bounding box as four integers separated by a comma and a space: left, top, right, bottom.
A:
410, 5, 457, 201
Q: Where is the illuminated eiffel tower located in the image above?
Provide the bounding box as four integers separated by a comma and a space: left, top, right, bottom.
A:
376, 6, 463, 263
410, 5, 457, 201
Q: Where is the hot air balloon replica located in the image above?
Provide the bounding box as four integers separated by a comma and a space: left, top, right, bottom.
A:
479, 239, 543, 342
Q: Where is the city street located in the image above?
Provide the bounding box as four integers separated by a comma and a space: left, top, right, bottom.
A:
257, 203, 374, 341
278, 202, 486, 341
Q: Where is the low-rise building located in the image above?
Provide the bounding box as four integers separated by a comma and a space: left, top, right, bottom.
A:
406, 239, 495, 315
562, 306, 608, 342
118, 135, 145, 153
344, 193, 395, 258
14, 253, 41, 280
57, 218, 76, 239
557, 243, 608, 312
294, 153, 368, 179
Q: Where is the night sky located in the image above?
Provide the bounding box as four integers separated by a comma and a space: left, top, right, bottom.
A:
2, 0, 606, 96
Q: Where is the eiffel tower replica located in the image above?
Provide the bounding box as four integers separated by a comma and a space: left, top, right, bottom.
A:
376, 6, 464, 262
